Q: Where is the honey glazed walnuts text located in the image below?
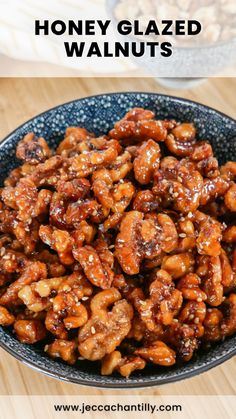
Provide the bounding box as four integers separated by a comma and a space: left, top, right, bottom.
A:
0, 107, 236, 378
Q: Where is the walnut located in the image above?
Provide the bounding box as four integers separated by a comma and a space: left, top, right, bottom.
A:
78, 289, 133, 360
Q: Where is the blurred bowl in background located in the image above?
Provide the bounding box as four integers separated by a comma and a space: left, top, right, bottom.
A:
107, 0, 236, 87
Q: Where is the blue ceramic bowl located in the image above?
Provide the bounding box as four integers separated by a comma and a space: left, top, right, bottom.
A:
0, 93, 235, 388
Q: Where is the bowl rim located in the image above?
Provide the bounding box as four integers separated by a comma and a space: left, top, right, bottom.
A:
0, 336, 236, 389
0, 91, 235, 389
0, 91, 236, 148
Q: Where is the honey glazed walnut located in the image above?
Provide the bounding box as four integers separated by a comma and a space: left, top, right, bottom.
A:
0, 107, 235, 378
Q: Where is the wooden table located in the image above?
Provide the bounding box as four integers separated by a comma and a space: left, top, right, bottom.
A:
0, 77, 235, 400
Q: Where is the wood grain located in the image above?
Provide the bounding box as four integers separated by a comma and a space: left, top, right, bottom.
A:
0, 77, 235, 397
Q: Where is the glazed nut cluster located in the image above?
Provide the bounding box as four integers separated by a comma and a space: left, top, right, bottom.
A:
0, 108, 235, 378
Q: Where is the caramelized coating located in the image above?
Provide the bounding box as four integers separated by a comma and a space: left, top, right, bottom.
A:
39, 225, 74, 265
1, 178, 52, 222
56, 127, 93, 156
118, 356, 146, 378
115, 211, 178, 275
78, 289, 133, 360
224, 184, 236, 212
109, 108, 171, 143
150, 269, 182, 326
223, 225, 236, 243
165, 321, 199, 362
220, 249, 235, 288
45, 309, 68, 340
166, 123, 196, 157
204, 308, 223, 342
57, 178, 90, 200
196, 215, 222, 256
178, 300, 206, 336
0, 262, 47, 306
101, 351, 146, 377
45, 339, 77, 365
177, 273, 207, 301
204, 294, 236, 342
221, 161, 236, 181
16, 133, 51, 164
0, 107, 235, 378
115, 211, 143, 275
153, 158, 203, 213
109, 151, 133, 182
200, 177, 230, 206
133, 140, 160, 184
132, 269, 183, 331
197, 256, 223, 307
101, 350, 122, 375
161, 253, 194, 279
14, 319, 46, 344
133, 190, 160, 213
221, 294, 236, 337
18, 276, 65, 312
0, 306, 15, 325
135, 341, 176, 366
73, 245, 114, 289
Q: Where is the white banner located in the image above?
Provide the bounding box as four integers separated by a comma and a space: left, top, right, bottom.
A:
0, 396, 235, 419
0, 0, 235, 77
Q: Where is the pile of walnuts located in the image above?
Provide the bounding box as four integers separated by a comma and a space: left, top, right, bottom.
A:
0, 108, 235, 378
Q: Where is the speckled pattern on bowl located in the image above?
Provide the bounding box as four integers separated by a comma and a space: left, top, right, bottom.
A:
0, 92, 235, 388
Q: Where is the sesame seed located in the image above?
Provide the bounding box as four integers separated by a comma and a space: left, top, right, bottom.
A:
91, 326, 96, 334
82, 296, 89, 301
179, 233, 187, 238
119, 318, 128, 324
197, 298, 202, 302
0, 247, 6, 256
63, 285, 71, 292
88, 255, 94, 262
